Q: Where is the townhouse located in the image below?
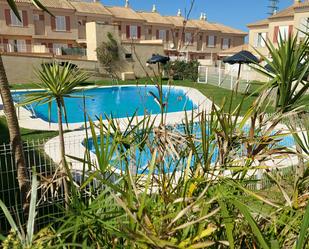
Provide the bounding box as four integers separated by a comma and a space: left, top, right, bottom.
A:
247, 0, 309, 58
0, 0, 247, 64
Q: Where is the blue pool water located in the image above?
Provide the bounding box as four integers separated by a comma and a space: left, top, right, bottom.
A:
12, 86, 197, 123
86, 123, 296, 175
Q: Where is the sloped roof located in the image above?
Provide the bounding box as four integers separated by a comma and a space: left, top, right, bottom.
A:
218, 44, 249, 56
137, 11, 172, 26
269, 6, 294, 19
294, 1, 309, 8
247, 18, 269, 27
188, 19, 220, 31
37, 0, 74, 9
106, 6, 145, 21
164, 16, 197, 29
212, 23, 247, 35
70, 1, 112, 16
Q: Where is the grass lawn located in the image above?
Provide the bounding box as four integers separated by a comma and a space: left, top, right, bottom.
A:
1, 79, 259, 144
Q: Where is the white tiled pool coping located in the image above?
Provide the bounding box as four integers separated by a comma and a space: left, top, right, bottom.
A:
6, 85, 213, 131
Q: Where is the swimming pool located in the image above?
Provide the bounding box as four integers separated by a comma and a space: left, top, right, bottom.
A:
13, 86, 197, 124
85, 123, 296, 175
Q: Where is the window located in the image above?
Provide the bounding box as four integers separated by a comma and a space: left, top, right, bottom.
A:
222, 38, 229, 49
207, 35, 215, 47
53, 43, 67, 55
8, 39, 26, 52
185, 32, 193, 44
10, 10, 23, 27
159, 30, 166, 40
278, 25, 289, 41
148, 28, 152, 35
254, 32, 267, 48
130, 25, 137, 39
55, 16, 66, 31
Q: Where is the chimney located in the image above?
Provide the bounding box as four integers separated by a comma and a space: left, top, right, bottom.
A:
125, 0, 129, 8
177, 9, 182, 17
200, 12, 204, 20
152, 4, 157, 12
294, 0, 301, 3
203, 13, 207, 21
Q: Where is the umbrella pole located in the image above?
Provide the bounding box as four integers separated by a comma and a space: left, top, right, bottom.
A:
235, 64, 242, 93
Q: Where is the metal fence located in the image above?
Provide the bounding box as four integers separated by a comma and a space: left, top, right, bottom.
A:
0, 136, 86, 233
0, 135, 298, 234
198, 65, 261, 92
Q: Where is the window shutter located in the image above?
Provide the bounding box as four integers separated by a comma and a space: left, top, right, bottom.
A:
39, 14, 44, 21
221, 38, 223, 48
126, 25, 130, 38
206, 36, 209, 47
137, 26, 141, 39
22, 11, 28, 27
51, 16, 56, 31
5, 9, 11, 25
288, 25, 293, 37
191, 33, 194, 44
3, 39, 8, 52
68, 43, 73, 48
228, 39, 231, 48
273, 26, 279, 43
65, 16, 70, 31
26, 40, 31, 52
48, 43, 53, 53
166, 30, 169, 42
156, 30, 159, 39
214, 36, 217, 47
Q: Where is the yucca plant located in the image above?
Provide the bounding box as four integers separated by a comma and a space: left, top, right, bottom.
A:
253, 32, 309, 112
20, 61, 89, 206
0, 169, 54, 249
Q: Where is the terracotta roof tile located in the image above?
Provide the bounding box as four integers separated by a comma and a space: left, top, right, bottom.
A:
37, 0, 74, 9
212, 23, 247, 35
70, 1, 112, 16
269, 6, 294, 19
106, 6, 145, 21
164, 16, 197, 29
137, 11, 172, 26
247, 18, 269, 27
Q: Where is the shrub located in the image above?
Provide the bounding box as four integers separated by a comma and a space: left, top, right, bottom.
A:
165, 60, 200, 82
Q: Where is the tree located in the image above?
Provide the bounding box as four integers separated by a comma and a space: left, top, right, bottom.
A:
1, 0, 50, 212
96, 32, 120, 81
21, 62, 89, 205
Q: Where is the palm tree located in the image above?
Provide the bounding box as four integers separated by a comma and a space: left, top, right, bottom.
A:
1, 0, 51, 211
21, 62, 89, 205
0, 55, 29, 210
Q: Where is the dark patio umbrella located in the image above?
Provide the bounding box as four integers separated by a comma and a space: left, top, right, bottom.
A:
147, 54, 170, 64
223, 50, 259, 92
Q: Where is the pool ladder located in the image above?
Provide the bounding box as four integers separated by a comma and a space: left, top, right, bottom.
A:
25, 104, 37, 118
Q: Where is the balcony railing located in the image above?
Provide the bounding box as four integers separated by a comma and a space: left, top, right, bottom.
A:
0, 44, 87, 59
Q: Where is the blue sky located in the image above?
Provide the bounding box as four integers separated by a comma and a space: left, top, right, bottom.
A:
102, 0, 293, 32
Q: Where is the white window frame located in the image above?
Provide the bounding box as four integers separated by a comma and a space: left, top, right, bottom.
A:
185, 32, 193, 45
8, 39, 26, 52
10, 10, 23, 27
207, 35, 215, 48
222, 38, 229, 49
255, 32, 267, 48
130, 25, 137, 39
55, 16, 66, 32
278, 25, 289, 41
